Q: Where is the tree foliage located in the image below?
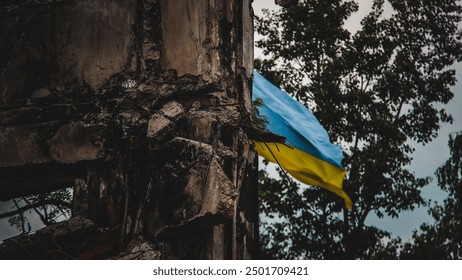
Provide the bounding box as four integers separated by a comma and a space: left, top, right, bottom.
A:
256, 0, 462, 259
401, 132, 462, 259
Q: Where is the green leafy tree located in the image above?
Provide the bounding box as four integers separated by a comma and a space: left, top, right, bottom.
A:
256, 0, 462, 259
401, 132, 462, 259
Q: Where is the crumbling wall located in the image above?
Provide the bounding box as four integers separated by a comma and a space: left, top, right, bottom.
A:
0, 0, 257, 259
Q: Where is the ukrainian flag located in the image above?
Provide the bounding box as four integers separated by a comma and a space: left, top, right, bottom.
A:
252, 71, 352, 209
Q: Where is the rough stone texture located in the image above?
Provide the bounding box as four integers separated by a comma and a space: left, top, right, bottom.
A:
160, 101, 185, 121
0, 0, 257, 260
0, 122, 106, 167
0, 126, 49, 167
55, 0, 136, 89
72, 178, 90, 218
0, 216, 97, 259
146, 137, 237, 237
187, 111, 217, 143
48, 123, 106, 164
146, 114, 175, 146
111, 236, 161, 260
0, 0, 136, 104
161, 0, 220, 79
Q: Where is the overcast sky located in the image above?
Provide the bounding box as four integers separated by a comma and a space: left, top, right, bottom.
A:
253, 0, 462, 240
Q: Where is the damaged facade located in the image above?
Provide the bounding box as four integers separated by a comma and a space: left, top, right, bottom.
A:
0, 0, 257, 259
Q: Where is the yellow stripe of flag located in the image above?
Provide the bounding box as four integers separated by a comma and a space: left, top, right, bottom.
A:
254, 141, 352, 209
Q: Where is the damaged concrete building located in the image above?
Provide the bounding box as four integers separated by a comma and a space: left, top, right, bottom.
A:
0, 0, 258, 259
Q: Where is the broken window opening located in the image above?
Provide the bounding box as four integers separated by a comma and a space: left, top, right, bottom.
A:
0, 187, 73, 243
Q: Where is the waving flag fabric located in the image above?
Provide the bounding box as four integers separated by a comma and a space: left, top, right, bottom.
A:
252, 71, 352, 209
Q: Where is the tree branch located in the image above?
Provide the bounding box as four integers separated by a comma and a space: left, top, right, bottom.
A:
12, 198, 26, 234
0, 199, 71, 220
23, 197, 49, 226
